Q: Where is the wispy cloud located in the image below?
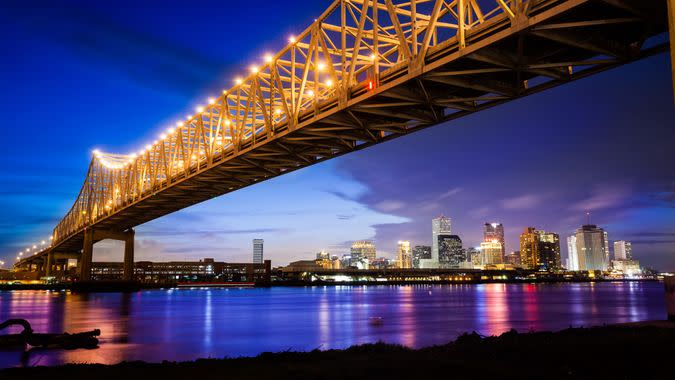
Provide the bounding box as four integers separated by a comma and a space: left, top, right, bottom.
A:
501, 194, 540, 210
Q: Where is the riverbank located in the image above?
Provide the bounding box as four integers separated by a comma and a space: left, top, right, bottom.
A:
2, 323, 674, 379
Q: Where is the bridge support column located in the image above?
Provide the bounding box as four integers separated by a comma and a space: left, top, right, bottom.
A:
669, 0, 675, 106
123, 229, 135, 281
80, 228, 94, 281
45, 251, 54, 277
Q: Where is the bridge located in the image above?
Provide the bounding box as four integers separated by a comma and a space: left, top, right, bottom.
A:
13, 0, 674, 280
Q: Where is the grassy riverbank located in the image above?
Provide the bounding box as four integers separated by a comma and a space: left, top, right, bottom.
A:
2, 323, 674, 379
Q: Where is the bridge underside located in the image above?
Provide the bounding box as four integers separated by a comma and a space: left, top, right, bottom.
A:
19, 0, 670, 273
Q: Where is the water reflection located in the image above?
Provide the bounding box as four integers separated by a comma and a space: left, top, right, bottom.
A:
0, 282, 665, 368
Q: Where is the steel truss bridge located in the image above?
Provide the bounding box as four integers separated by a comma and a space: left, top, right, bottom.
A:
14, 0, 674, 280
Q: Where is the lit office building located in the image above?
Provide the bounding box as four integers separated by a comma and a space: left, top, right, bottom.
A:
422, 216, 451, 268
253, 239, 264, 264
566, 235, 579, 270
614, 241, 632, 260
612, 259, 641, 276
575, 225, 609, 271
505, 251, 521, 266
519, 227, 561, 270
466, 247, 481, 267
412, 245, 431, 268
397, 241, 412, 269
480, 240, 503, 266
484, 222, 505, 261
438, 235, 464, 268
351, 240, 376, 262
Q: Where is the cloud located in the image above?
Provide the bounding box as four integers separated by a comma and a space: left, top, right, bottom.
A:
374, 200, 406, 212
438, 187, 462, 200
571, 185, 632, 211
500, 194, 540, 210
469, 206, 491, 218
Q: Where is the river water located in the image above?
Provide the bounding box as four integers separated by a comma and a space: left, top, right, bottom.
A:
0, 282, 665, 368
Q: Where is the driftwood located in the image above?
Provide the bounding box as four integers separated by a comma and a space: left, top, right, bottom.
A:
0, 318, 100, 349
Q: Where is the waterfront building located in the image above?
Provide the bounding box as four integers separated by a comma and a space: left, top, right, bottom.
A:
253, 239, 264, 264
612, 259, 641, 276
438, 235, 464, 268
505, 251, 521, 266
397, 241, 412, 269
351, 240, 376, 262
466, 247, 481, 267
316, 250, 330, 260
412, 245, 431, 268
566, 236, 579, 270
480, 241, 503, 266
423, 216, 451, 268
575, 225, 609, 271
614, 241, 632, 261
519, 227, 561, 270
484, 222, 505, 260
91, 258, 271, 284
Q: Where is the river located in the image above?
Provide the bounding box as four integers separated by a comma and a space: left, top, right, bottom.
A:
0, 281, 665, 368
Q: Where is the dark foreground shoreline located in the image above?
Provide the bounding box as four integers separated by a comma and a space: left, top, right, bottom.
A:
2, 323, 674, 379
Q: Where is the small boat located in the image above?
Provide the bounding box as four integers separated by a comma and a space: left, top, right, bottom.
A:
0, 319, 100, 349
368, 316, 384, 326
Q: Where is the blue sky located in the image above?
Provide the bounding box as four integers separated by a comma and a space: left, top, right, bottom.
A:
1, 0, 674, 269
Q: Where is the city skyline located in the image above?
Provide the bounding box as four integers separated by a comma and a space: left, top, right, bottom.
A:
1, 0, 674, 271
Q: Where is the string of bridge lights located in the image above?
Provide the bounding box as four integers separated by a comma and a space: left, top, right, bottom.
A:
12, 236, 53, 262
92, 34, 376, 171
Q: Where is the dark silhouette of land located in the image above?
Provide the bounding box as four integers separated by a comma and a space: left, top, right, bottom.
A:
2, 323, 674, 379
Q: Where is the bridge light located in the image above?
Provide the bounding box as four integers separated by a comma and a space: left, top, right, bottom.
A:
306, 90, 314, 97
176, 121, 184, 127
325, 79, 333, 87
222, 90, 228, 95
274, 108, 282, 115
368, 80, 374, 90
196, 106, 204, 113
317, 61, 326, 71
235, 78, 242, 85
224, 119, 231, 126
208, 97, 216, 105
32, 245, 36, 249
249, 66, 259, 74
288, 36, 296, 43
93, 149, 101, 157
41, 240, 45, 244
370, 53, 376, 61
130, 153, 137, 159
167, 127, 175, 134
159, 133, 167, 140
264, 54, 273, 63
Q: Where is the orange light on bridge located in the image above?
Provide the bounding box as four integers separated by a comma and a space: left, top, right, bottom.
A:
368, 81, 374, 90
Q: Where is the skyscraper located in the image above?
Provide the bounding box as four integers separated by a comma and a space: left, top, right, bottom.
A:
519, 227, 561, 270
438, 235, 464, 268
484, 222, 505, 261
252, 239, 264, 264
566, 235, 579, 270
504, 251, 521, 266
351, 240, 376, 262
614, 240, 632, 260
480, 241, 503, 265
397, 241, 412, 269
422, 216, 451, 269
412, 245, 431, 268
575, 225, 609, 271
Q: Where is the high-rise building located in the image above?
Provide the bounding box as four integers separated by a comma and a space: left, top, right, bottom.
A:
519, 227, 561, 270
465, 247, 481, 267
504, 251, 521, 266
480, 241, 503, 265
614, 241, 632, 261
484, 222, 505, 261
252, 239, 264, 264
566, 235, 579, 270
575, 225, 609, 271
412, 245, 431, 268
423, 216, 451, 268
397, 241, 412, 269
438, 235, 464, 268
351, 240, 376, 262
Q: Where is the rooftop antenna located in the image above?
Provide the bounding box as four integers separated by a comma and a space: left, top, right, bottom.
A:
586, 212, 591, 225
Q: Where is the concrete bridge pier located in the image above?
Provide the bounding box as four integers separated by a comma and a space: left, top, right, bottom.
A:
79, 228, 135, 281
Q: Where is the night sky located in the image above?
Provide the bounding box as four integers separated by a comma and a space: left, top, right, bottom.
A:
1, 0, 674, 269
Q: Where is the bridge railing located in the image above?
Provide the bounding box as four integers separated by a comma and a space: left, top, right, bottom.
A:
52, 0, 532, 245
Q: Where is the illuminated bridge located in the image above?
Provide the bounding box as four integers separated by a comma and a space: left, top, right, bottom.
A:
14, 0, 674, 280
